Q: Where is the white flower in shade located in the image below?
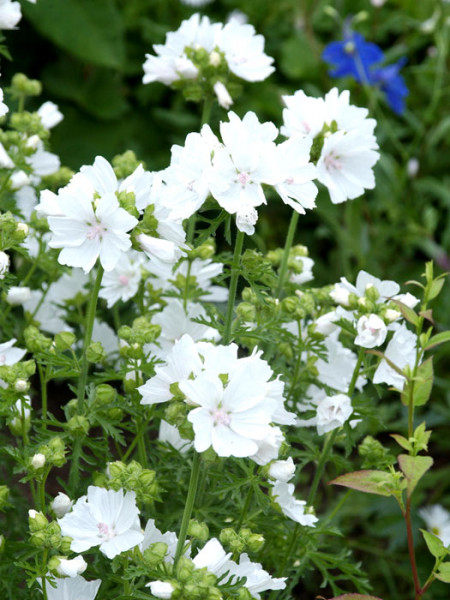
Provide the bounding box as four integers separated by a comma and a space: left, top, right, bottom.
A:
271, 481, 318, 526
314, 311, 339, 336
181, 369, 276, 458
213, 81, 233, 108
0, 251, 10, 278
355, 313, 387, 348
27, 140, 60, 179
6, 286, 31, 305
227, 554, 286, 599
315, 331, 366, 393
180, 0, 213, 6
0, 87, 9, 117
419, 505, 450, 547
373, 323, 417, 390
316, 393, 353, 435
192, 537, 232, 574
268, 457, 295, 482
329, 284, 350, 306
141, 519, 179, 562
0, 142, 13, 167
218, 17, 275, 82
0, 0, 21, 29
37, 101, 63, 129
159, 420, 193, 453
43, 575, 101, 600
56, 555, 87, 578
393, 292, 420, 309
0, 338, 27, 366
58, 486, 143, 559
146, 581, 174, 599
333, 270, 400, 303
249, 426, 285, 466
316, 129, 379, 204
46, 169, 138, 273
138, 334, 203, 406
289, 255, 314, 285
273, 136, 318, 214
91, 319, 119, 358
99, 251, 145, 307
51, 492, 73, 518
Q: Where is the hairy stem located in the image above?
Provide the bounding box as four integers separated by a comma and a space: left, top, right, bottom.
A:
275, 210, 299, 298
222, 229, 245, 344
174, 452, 201, 566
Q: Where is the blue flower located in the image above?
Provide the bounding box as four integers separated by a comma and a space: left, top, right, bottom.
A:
370, 58, 409, 115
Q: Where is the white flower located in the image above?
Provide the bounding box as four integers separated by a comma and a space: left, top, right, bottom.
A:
393, 292, 420, 309
43, 575, 101, 600
249, 426, 284, 466
46, 159, 138, 273
31, 453, 46, 469
373, 323, 417, 390
315, 331, 366, 393
0, 87, 9, 117
0, 0, 21, 29
37, 101, 63, 129
56, 556, 88, 578
316, 129, 379, 204
0, 251, 10, 278
0, 142, 13, 167
213, 81, 233, 108
99, 251, 145, 307
419, 505, 450, 547
146, 581, 174, 599
141, 519, 180, 561
6, 286, 31, 305
268, 457, 295, 482
289, 255, 315, 285
10, 170, 30, 189
159, 420, 193, 453
51, 492, 73, 518
355, 313, 387, 348
330, 285, 350, 306
271, 481, 318, 526
227, 554, 286, 599
58, 486, 143, 559
192, 537, 232, 574
314, 311, 339, 336
316, 393, 353, 435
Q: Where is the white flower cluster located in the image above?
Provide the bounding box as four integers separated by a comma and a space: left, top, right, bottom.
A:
0, 0, 36, 30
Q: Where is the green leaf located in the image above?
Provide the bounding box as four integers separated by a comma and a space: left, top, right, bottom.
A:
390, 434, 411, 452
329, 470, 395, 497
428, 278, 445, 300
328, 596, 384, 600
412, 357, 434, 406
421, 529, 447, 559
391, 299, 419, 327
23, 0, 125, 68
424, 330, 450, 351
436, 562, 450, 583
398, 454, 433, 497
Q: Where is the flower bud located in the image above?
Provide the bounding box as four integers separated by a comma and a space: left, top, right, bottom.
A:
51, 492, 73, 518
384, 308, 401, 322
60, 536, 73, 555
10, 171, 30, 190
67, 415, 90, 437
146, 581, 174, 599
37, 101, 63, 129
187, 519, 209, 542
54, 331, 76, 351
329, 285, 350, 306
86, 341, 106, 363
56, 555, 87, 577
14, 378, 29, 392
143, 542, 169, 567
268, 457, 295, 482
6, 286, 31, 305
11, 73, 42, 97
0, 251, 10, 279
28, 510, 48, 532
246, 532, 265, 553
213, 81, 233, 109
31, 453, 46, 469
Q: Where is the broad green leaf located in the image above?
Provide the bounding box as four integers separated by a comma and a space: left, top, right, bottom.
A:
330, 470, 395, 497
436, 562, 450, 583
428, 278, 445, 300
421, 529, 447, 559
424, 330, 450, 351
412, 357, 434, 406
23, 0, 125, 68
398, 454, 433, 497
391, 299, 419, 327
328, 595, 384, 600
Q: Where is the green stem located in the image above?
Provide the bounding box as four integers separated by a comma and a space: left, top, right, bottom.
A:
405, 496, 422, 599
222, 229, 245, 345
237, 485, 253, 530
38, 363, 48, 431
122, 411, 153, 462
201, 95, 213, 126
76, 265, 104, 413
174, 452, 201, 566
39, 467, 50, 513
41, 549, 49, 600
275, 210, 299, 298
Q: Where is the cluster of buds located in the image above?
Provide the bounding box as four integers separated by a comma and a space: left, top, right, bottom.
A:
0, 212, 29, 251
29, 437, 66, 474
106, 460, 159, 505
219, 527, 265, 555
28, 510, 71, 552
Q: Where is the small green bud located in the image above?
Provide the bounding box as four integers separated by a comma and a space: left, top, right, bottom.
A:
54, 331, 76, 351
24, 325, 52, 353
86, 341, 106, 363
190, 239, 215, 260
60, 536, 73, 555
47, 436, 66, 467
143, 542, 168, 566
188, 519, 209, 542
29, 531, 47, 547
28, 510, 48, 532
236, 302, 256, 322
112, 150, 143, 179
95, 384, 117, 405
11, 73, 42, 97
165, 401, 188, 426
67, 415, 90, 437
176, 557, 194, 582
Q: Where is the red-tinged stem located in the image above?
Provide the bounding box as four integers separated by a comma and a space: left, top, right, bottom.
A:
405, 496, 422, 599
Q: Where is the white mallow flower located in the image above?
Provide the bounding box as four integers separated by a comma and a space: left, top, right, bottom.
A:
51, 492, 73, 518
227, 554, 286, 599
58, 486, 144, 559
249, 426, 285, 466
99, 250, 145, 307
271, 481, 318, 527
31, 453, 46, 469
141, 519, 180, 562
0, 142, 13, 168
43, 575, 101, 600
316, 393, 353, 435
0, 87, 9, 117
315, 330, 366, 393
37, 101, 63, 129
393, 292, 420, 309
213, 81, 233, 108
314, 311, 339, 336
159, 420, 193, 453
268, 457, 295, 482
334, 270, 400, 303
6, 286, 31, 305
56, 555, 88, 578
373, 323, 417, 390
419, 505, 450, 547
0, 251, 10, 278
290, 255, 314, 285
0, 0, 22, 29
316, 129, 379, 205
355, 313, 387, 348
146, 581, 174, 599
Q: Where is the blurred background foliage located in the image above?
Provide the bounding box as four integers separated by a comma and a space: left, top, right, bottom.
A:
1, 0, 449, 598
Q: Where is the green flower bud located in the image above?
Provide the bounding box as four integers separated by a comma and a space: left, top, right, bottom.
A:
220, 527, 239, 548
165, 401, 188, 426
47, 436, 66, 467
277, 342, 293, 360
112, 150, 143, 179
67, 415, 90, 437
178, 419, 194, 441
176, 557, 194, 582
245, 532, 265, 553
29, 531, 47, 547
237, 588, 253, 600
24, 325, 52, 353
11, 73, 42, 97
143, 542, 168, 566
188, 519, 209, 542
236, 302, 256, 322
47, 556, 62, 572
281, 295, 302, 315
190, 239, 215, 260
28, 510, 48, 532
60, 536, 73, 555
54, 331, 76, 351
64, 398, 78, 419
95, 384, 117, 405
10, 111, 48, 138
241, 287, 257, 303
41, 166, 74, 189
86, 341, 106, 363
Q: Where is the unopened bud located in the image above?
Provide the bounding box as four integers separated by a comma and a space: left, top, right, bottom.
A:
31, 453, 46, 469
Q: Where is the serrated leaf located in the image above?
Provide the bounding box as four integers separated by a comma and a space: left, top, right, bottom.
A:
391, 299, 419, 326
390, 433, 411, 452
412, 357, 434, 406
424, 330, 450, 351
23, 0, 125, 68
328, 595, 384, 600
421, 529, 447, 559
435, 562, 450, 583
329, 470, 394, 497
398, 454, 433, 497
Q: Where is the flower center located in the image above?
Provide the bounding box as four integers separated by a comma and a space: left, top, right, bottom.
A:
237, 172, 251, 187
285, 177, 294, 184
301, 120, 311, 134
86, 223, 105, 240
324, 152, 342, 171
211, 407, 231, 426
186, 179, 195, 192
97, 522, 115, 540
118, 275, 129, 285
